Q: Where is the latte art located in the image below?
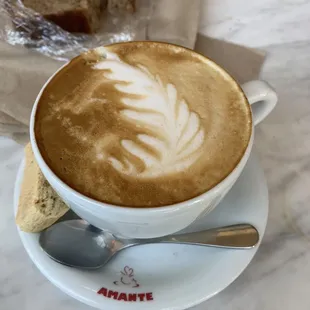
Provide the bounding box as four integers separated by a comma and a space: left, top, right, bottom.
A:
93, 56, 205, 177
35, 42, 252, 207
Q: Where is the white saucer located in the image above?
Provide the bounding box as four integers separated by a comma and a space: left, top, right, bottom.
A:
14, 151, 268, 310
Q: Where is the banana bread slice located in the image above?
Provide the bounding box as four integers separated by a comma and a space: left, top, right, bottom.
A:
21, 0, 107, 33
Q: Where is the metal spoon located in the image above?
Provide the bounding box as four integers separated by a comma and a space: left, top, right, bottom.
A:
39, 220, 259, 269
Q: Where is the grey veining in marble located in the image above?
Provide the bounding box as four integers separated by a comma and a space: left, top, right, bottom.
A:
199, 0, 310, 47
1, 1, 310, 309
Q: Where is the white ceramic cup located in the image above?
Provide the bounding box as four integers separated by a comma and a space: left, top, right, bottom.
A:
30, 48, 277, 239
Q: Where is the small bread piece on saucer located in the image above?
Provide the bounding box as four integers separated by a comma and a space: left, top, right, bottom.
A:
16, 143, 69, 233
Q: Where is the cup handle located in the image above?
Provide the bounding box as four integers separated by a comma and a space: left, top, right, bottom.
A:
241, 80, 278, 126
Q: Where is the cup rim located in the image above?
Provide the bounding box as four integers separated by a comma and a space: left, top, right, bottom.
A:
30, 41, 254, 214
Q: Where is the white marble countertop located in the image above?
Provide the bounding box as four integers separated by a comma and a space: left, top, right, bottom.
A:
2, 1, 310, 309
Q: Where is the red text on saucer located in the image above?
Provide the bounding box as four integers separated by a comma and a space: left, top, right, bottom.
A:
97, 287, 153, 302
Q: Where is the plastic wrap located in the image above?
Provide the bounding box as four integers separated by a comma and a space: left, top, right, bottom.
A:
0, 0, 152, 61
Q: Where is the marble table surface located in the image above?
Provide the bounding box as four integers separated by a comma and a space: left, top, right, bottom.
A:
2, 1, 310, 309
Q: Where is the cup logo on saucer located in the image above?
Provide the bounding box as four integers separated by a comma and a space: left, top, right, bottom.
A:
113, 265, 140, 288
93, 54, 205, 178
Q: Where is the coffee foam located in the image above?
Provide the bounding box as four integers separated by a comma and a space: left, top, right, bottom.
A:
93, 55, 205, 177
35, 42, 252, 207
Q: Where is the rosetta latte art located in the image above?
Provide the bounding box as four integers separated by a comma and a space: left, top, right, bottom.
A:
94, 56, 205, 178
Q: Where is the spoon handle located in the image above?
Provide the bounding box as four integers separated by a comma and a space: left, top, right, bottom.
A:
153, 224, 259, 249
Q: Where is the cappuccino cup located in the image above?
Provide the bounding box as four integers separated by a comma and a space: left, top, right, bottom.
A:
30, 42, 277, 238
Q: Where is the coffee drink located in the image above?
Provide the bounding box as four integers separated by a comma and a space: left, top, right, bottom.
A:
35, 42, 252, 207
